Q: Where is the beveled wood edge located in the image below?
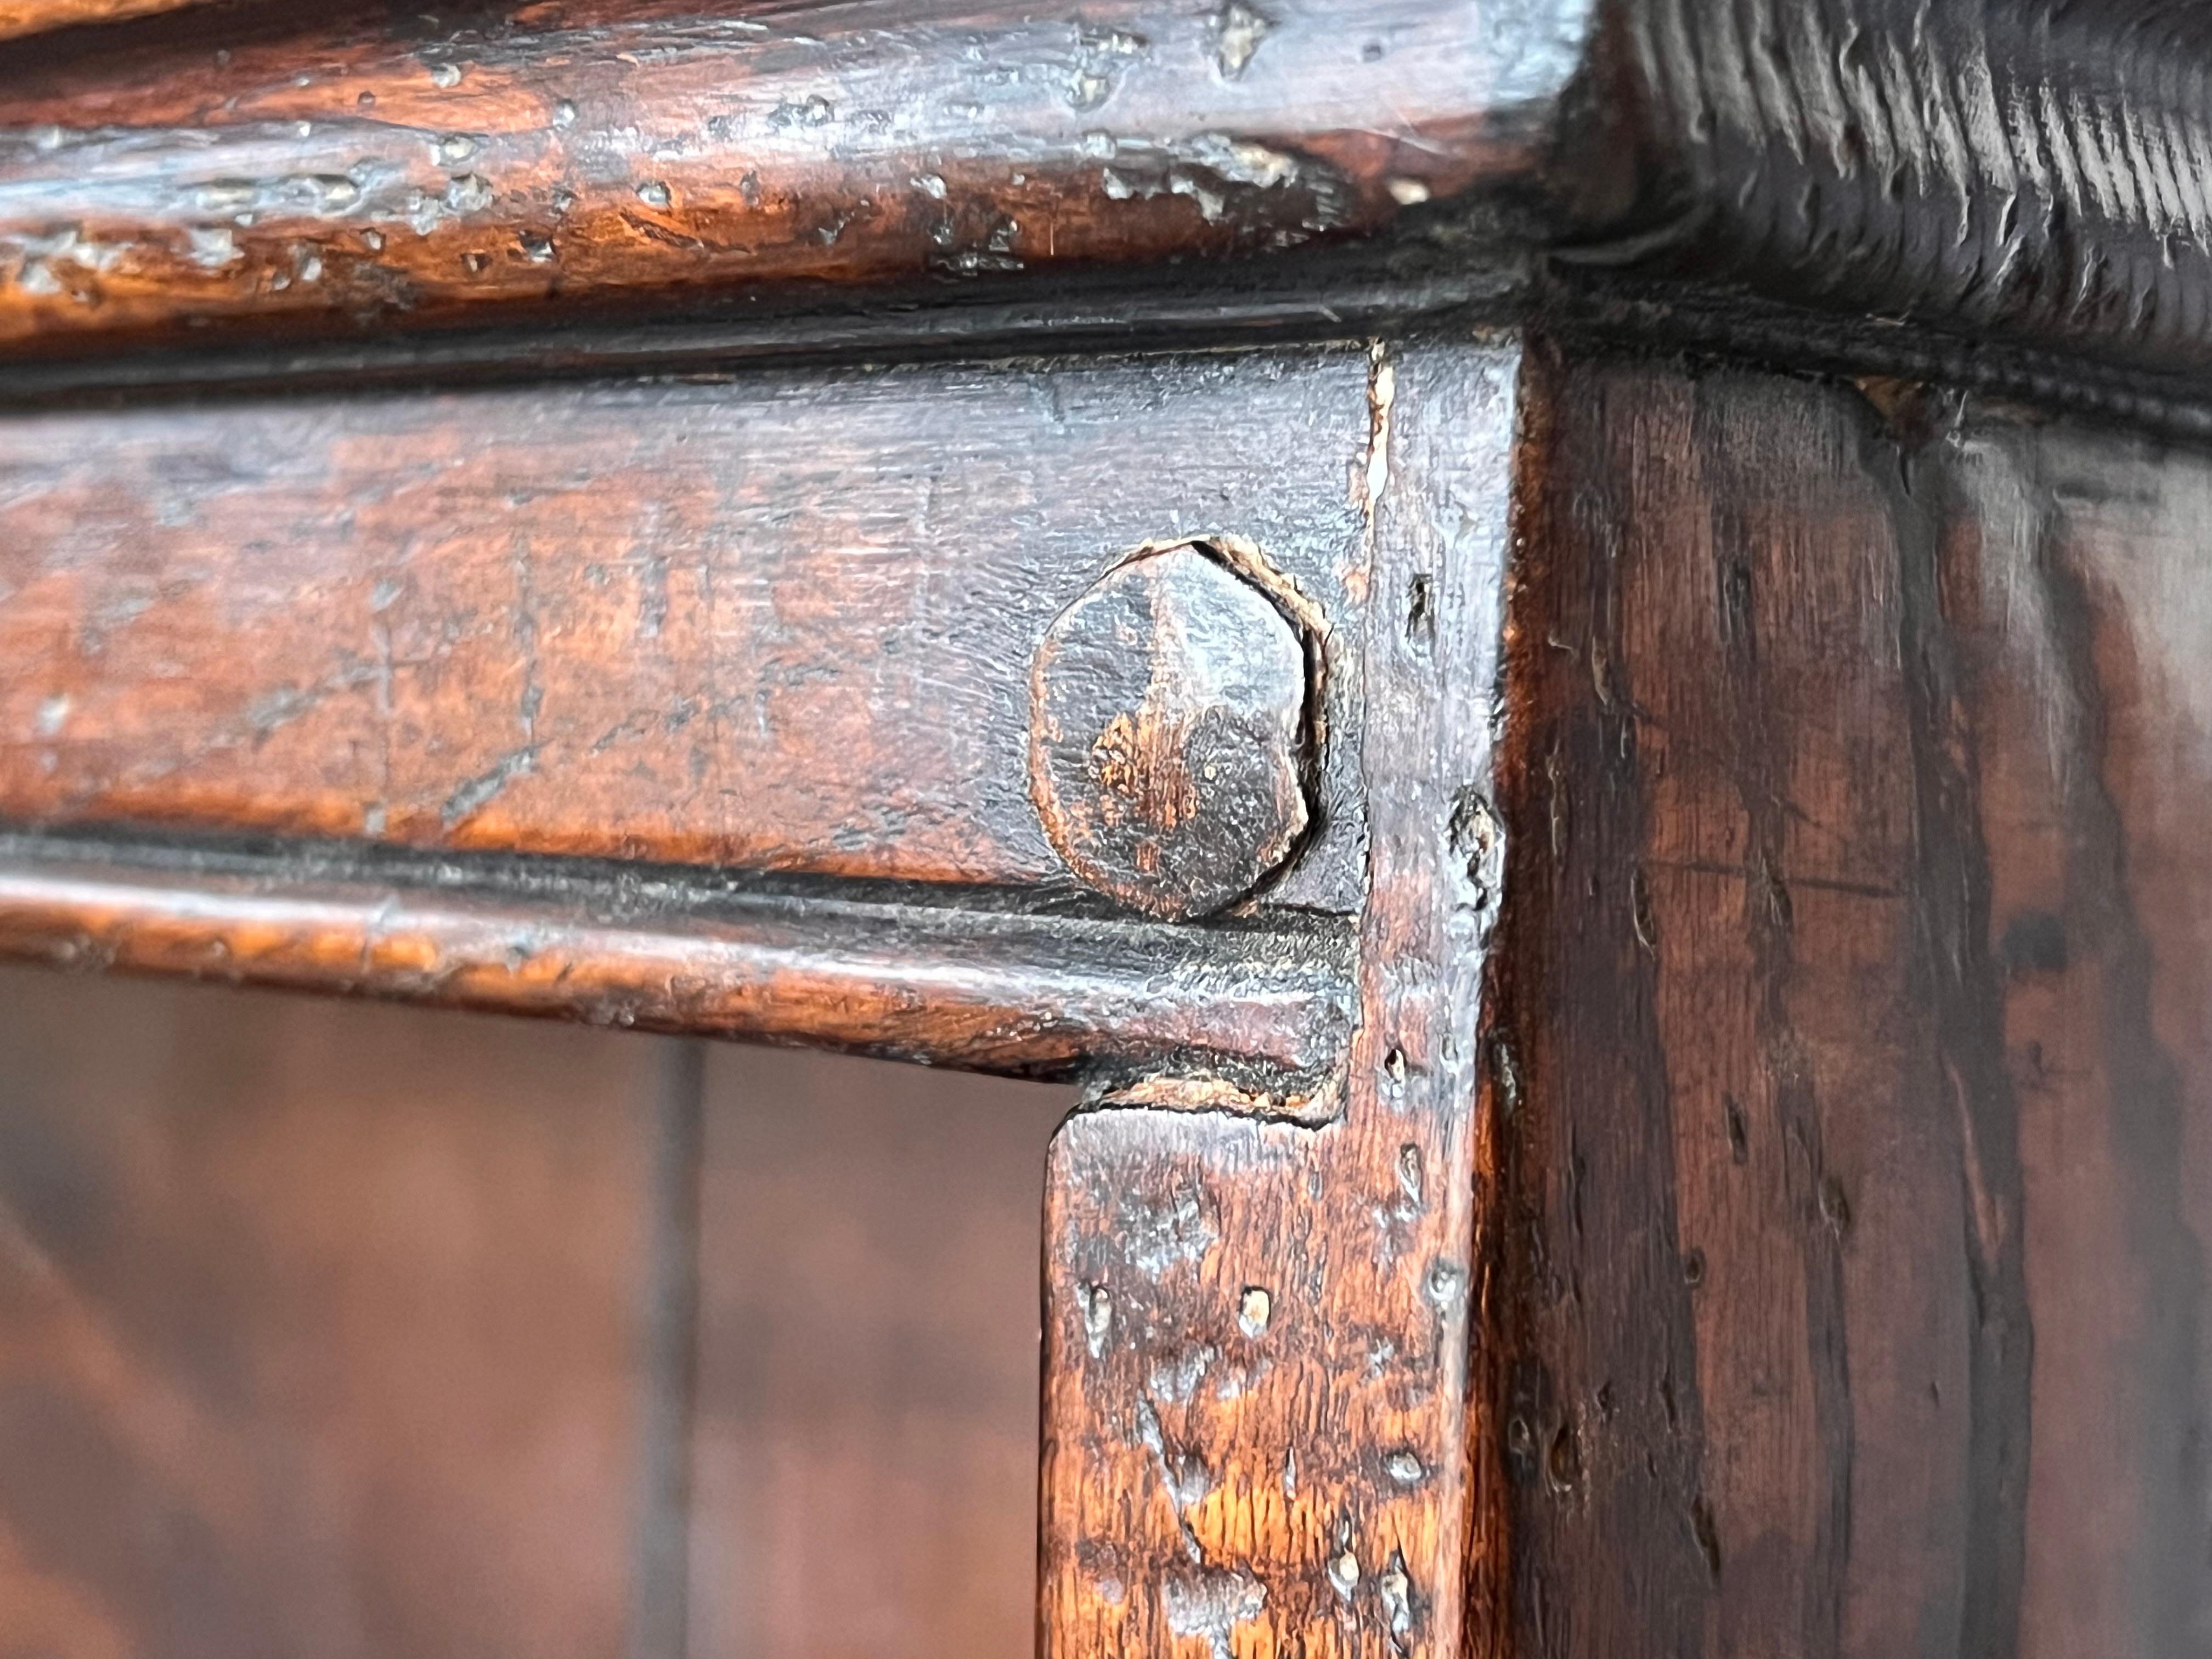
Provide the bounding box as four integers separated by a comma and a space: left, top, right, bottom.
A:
0, 830, 1355, 1105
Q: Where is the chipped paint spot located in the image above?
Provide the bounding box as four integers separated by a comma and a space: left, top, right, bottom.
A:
1148, 1344, 1218, 1402
1161, 1570, 1266, 1659
1379, 1549, 1413, 1637
1237, 1285, 1272, 1339
1080, 1282, 1113, 1357
1118, 1184, 1218, 1278
1211, 1, 1273, 78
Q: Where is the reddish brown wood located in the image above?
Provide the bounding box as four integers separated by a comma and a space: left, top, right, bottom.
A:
0, 0, 1582, 359
0, 351, 1372, 917
1039, 340, 1515, 1657
689, 1045, 1070, 1659
0, 966, 1071, 1658
0, 834, 1353, 1084
1485, 346, 2212, 1659
0, 0, 198, 41
0, 964, 661, 1658
1028, 540, 1314, 922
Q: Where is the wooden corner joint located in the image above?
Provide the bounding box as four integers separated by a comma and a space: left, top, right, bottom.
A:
1039, 345, 1515, 1659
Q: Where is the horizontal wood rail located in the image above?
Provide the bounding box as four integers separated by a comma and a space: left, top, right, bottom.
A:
0, 0, 1582, 357
0, 828, 1356, 1091
0, 346, 1374, 915
7, 0, 2212, 391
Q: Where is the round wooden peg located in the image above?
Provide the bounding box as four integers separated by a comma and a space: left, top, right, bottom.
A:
1027, 541, 1311, 920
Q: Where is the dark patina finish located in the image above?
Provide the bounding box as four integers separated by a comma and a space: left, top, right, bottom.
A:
1027, 541, 1310, 921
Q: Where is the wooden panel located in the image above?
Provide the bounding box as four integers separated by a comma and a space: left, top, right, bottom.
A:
0, 349, 1370, 915
1039, 340, 1515, 1657
1489, 347, 2212, 1659
0, 0, 1586, 358
689, 1045, 1069, 1659
1938, 411, 2212, 1659
0, 832, 1354, 1085
0, 964, 1071, 1659
0, 963, 659, 1659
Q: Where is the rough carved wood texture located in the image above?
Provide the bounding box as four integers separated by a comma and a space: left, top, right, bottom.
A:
1491, 347, 2212, 1659
0, 0, 1580, 357
1040, 341, 1515, 1658
0, 963, 1070, 1659
1593, 0, 2212, 380
0, 349, 1369, 915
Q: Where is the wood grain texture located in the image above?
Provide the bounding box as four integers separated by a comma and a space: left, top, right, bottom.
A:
1039, 340, 1515, 1657
0, 833, 1355, 1086
0, 966, 1071, 1659
1585, 0, 2212, 380
689, 1044, 1071, 1659
11, 0, 2212, 391
0, 0, 201, 42
0, 349, 1370, 916
0, 0, 1590, 358
1486, 346, 2212, 1659
0, 964, 662, 1659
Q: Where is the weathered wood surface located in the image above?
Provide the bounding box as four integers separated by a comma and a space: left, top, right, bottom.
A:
0, 0, 199, 42
0, 349, 1369, 916
0, 832, 1354, 1085
1040, 340, 1515, 1657
0, 964, 1069, 1658
0, 0, 1582, 358
11, 0, 2212, 389
1489, 347, 2212, 1659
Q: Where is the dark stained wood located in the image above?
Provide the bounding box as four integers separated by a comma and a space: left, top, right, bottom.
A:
12, 0, 2212, 397
0, 0, 1589, 359
1039, 340, 1516, 1657
1028, 540, 1313, 922
1485, 345, 2212, 1659
0, 832, 1355, 1087
0, 349, 1372, 917
689, 1043, 1070, 1659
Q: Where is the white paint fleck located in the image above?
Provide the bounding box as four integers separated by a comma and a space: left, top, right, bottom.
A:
1237, 1285, 1272, 1339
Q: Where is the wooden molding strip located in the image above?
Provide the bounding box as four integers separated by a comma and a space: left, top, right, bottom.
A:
0, 0, 1588, 357
9, 0, 2208, 385
0, 830, 1357, 1087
